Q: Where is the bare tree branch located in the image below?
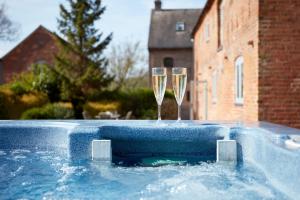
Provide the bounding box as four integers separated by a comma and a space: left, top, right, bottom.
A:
0, 3, 19, 41
109, 41, 148, 90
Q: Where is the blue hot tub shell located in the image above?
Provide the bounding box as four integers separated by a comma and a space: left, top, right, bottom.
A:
0, 120, 299, 198
100, 125, 227, 159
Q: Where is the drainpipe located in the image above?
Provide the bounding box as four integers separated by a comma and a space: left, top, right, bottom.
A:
197, 80, 208, 120
190, 80, 194, 120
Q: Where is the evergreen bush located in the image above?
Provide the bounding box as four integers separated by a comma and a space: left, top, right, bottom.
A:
21, 103, 74, 119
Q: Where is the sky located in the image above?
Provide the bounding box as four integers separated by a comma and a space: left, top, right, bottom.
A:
0, 0, 206, 57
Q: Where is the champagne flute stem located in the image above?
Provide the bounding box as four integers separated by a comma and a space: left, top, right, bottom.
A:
158, 104, 161, 120
177, 105, 181, 121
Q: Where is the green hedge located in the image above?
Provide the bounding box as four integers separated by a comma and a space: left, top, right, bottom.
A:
9, 71, 35, 96
21, 103, 74, 119
0, 92, 8, 119
87, 88, 174, 119
88, 88, 173, 101
0, 87, 48, 119
0, 86, 176, 120
118, 88, 156, 119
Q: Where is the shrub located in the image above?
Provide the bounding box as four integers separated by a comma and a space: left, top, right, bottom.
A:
0, 86, 48, 119
0, 92, 8, 119
10, 82, 28, 96
31, 64, 61, 102
9, 71, 34, 96
84, 101, 120, 118
21, 103, 74, 119
117, 88, 174, 119
87, 88, 175, 119
118, 88, 156, 119
138, 109, 157, 120
87, 89, 125, 101
1, 84, 177, 119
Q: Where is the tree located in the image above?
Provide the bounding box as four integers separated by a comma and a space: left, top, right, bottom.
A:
0, 3, 18, 41
109, 41, 148, 90
54, 0, 113, 119
31, 64, 61, 103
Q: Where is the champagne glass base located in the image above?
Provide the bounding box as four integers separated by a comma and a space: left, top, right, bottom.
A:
154, 120, 168, 127
174, 120, 188, 127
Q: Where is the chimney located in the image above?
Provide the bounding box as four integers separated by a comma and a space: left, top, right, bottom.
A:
155, 0, 162, 10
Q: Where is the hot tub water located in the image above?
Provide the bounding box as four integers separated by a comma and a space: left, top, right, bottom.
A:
0, 148, 289, 200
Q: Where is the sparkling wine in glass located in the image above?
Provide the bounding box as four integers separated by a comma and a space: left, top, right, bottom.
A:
172, 67, 187, 121
152, 67, 167, 120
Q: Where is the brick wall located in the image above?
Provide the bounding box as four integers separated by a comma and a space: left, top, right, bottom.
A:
0, 60, 3, 84
258, 0, 300, 128
193, 0, 259, 122
149, 49, 194, 85
1, 26, 58, 83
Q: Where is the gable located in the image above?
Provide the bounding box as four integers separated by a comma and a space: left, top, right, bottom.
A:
148, 9, 202, 49
0, 25, 59, 83
1, 25, 57, 61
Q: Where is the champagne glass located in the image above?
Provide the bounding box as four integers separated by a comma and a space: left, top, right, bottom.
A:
152, 67, 167, 120
172, 67, 187, 121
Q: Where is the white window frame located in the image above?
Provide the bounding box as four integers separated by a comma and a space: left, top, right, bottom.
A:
235, 56, 244, 104
220, 0, 225, 47
176, 22, 185, 32
36, 60, 47, 65
212, 69, 218, 103
205, 23, 210, 42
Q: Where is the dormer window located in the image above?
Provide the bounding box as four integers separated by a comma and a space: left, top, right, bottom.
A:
176, 22, 185, 32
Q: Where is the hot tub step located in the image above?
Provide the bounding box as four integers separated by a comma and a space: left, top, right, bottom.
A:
92, 140, 112, 162
217, 140, 237, 163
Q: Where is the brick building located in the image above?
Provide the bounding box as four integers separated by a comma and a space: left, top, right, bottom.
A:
0, 25, 58, 84
192, 0, 300, 128
148, 0, 201, 119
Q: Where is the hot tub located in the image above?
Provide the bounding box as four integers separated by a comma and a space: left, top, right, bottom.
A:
0, 120, 299, 199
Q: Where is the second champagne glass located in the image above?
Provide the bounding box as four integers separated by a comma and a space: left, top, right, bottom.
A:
172, 67, 187, 121
152, 67, 167, 120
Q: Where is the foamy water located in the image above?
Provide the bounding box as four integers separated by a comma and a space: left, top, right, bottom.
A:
0, 149, 290, 200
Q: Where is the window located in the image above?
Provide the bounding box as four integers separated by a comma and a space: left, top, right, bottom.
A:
218, 0, 225, 48
205, 23, 210, 42
235, 56, 244, 104
187, 91, 190, 102
212, 69, 218, 103
163, 57, 174, 68
35, 59, 47, 65
176, 22, 185, 32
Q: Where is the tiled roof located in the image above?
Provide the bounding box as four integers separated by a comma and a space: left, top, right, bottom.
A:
148, 9, 202, 49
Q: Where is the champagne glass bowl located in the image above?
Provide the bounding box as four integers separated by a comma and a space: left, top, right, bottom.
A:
172, 67, 187, 121
152, 67, 167, 120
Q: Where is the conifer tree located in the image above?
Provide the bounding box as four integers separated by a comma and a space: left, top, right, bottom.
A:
54, 0, 113, 119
